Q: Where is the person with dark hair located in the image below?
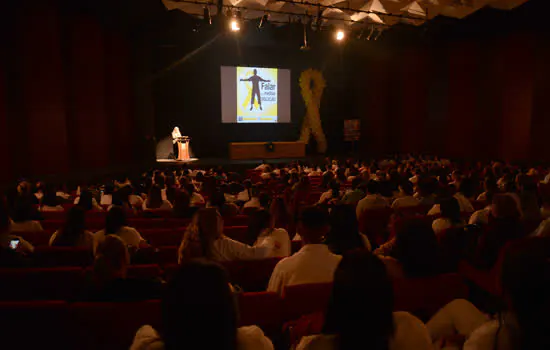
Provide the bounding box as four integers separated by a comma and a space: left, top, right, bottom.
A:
380, 219, 442, 279
0, 200, 32, 266
49, 206, 94, 249
469, 191, 495, 225
39, 186, 64, 212
247, 209, 291, 257
130, 260, 274, 350
184, 183, 205, 207
178, 208, 269, 262
473, 194, 524, 269
10, 201, 43, 233
356, 180, 389, 220
268, 206, 341, 295
143, 186, 172, 210
392, 181, 420, 209
477, 177, 498, 202
341, 177, 365, 205
209, 189, 240, 217
432, 197, 464, 235
75, 189, 102, 211
94, 207, 145, 251
415, 177, 437, 206
318, 180, 343, 204
324, 205, 371, 255
100, 183, 115, 206
297, 251, 432, 350
86, 235, 162, 302
427, 237, 550, 350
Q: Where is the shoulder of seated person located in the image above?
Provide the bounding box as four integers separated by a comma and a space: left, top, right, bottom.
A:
297, 334, 335, 349
132, 325, 163, 350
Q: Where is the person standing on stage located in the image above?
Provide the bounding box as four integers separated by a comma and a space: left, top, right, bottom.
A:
172, 127, 182, 159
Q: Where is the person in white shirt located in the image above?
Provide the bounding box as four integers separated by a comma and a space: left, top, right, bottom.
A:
49, 206, 94, 250
469, 192, 494, 226
247, 209, 291, 258
9, 203, 43, 233
100, 184, 115, 205
297, 251, 432, 350
130, 260, 274, 350
318, 181, 343, 205
268, 206, 342, 295
183, 183, 205, 207
94, 207, 146, 251
432, 197, 464, 236
1, 204, 35, 255
426, 237, 550, 350
356, 181, 389, 220
392, 181, 420, 209
142, 186, 172, 211
178, 208, 270, 263
39, 190, 64, 212
74, 190, 102, 211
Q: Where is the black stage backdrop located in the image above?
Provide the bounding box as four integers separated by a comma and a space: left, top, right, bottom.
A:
150, 13, 393, 158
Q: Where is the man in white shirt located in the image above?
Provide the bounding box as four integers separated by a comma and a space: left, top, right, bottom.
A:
267, 207, 341, 295
391, 181, 419, 209
356, 181, 388, 220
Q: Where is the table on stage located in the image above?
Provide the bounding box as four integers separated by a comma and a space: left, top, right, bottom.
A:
229, 141, 306, 160
174, 136, 190, 161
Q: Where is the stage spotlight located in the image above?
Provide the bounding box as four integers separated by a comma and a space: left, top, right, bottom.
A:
259, 13, 269, 28
203, 6, 211, 25
230, 18, 241, 32
335, 30, 345, 41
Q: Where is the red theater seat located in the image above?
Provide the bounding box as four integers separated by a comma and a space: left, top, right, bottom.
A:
393, 273, 469, 321
224, 257, 282, 292
33, 246, 94, 267
283, 312, 325, 347
282, 283, 333, 321
70, 300, 162, 350
358, 208, 394, 246
140, 228, 186, 247
0, 301, 70, 350
126, 264, 163, 280
156, 246, 179, 266
224, 226, 248, 243
0, 267, 85, 300
17, 230, 53, 246
238, 292, 283, 337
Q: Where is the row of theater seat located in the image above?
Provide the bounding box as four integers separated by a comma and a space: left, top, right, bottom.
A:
0, 272, 469, 350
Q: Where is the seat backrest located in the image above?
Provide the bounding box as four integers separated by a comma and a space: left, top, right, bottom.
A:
16, 230, 53, 246
0, 301, 70, 350
393, 273, 469, 321
126, 264, 162, 280
0, 267, 85, 300
33, 246, 94, 267
70, 300, 161, 350
156, 246, 179, 266
140, 228, 186, 247
224, 226, 248, 243
238, 292, 283, 337
358, 208, 394, 246
282, 282, 333, 321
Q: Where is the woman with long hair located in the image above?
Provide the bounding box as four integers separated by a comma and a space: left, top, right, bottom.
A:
39, 185, 64, 212
75, 189, 101, 211
324, 205, 371, 255
246, 208, 291, 257
130, 260, 273, 350
94, 207, 145, 251
49, 206, 94, 249
297, 251, 432, 350
178, 208, 269, 263
142, 185, 172, 210
427, 237, 550, 350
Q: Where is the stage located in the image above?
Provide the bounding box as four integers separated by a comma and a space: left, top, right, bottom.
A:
155, 156, 319, 168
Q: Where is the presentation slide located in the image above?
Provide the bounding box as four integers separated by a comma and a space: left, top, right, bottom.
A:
221, 66, 291, 124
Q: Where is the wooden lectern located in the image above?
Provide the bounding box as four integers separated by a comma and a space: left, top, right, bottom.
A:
174, 136, 191, 161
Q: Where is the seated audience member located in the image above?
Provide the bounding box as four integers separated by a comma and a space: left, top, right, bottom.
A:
243, 187, 261, 210
130, 260, 274, 350
473, 194, 524, 269
236, 180, 252, 203
324, 205, 371, 255
517, 176, 541, 222
477, 177, 498, 202
100, 183, 115, 205
178, 208, 269, 262
172, 190, 195, 219
185, 183, 205, 207
9, 202, 43, 233
356, 181, 389, 220
94, 207, 145, 251
0, 202, 34, 263
49, 206, 94, 249
392, 181, 419, 209
297, 251, 432, 350
379, 219, 442, 279
426, 237, 550, 350
432, 197, 464, 235
319, 181, 343, 205
209, 190, 240, 217
247, 209, 291, 257
39, 187, 64, 212
469, 192, 494, 225
110, 186, 136, 214
540, 193, 550, 220
414, 177, 437, 206
85, 235, 162, 302
128, 187, 144, 209
340, 177, 365, 205
74, 189, 102, 211
268, 206, 342, 295
142, 185, 173, 211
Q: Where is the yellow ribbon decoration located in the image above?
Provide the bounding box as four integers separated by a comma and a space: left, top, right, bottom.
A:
299, 69, 327, 153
